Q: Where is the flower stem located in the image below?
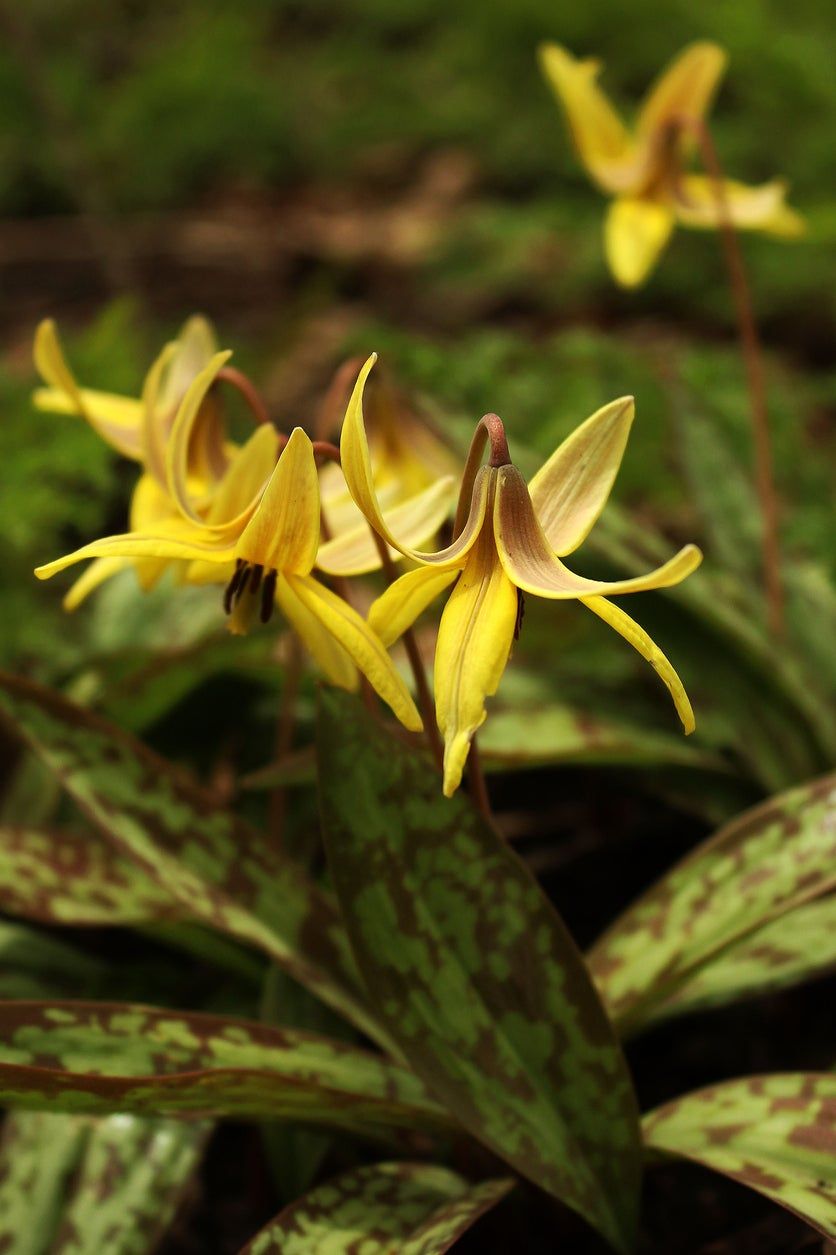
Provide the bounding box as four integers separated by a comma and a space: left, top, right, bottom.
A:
216, 366, 273, 428
688, 118, 784, 637
467, 735, 499, 831
368, 529, 445, 772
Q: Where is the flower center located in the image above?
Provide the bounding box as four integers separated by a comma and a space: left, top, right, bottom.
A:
223, 559, 278, 624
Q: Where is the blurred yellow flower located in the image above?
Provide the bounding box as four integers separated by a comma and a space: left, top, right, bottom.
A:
340, 356, 702, 795
538, 41, 805, 286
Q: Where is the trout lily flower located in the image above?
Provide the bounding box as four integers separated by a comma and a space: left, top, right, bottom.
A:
35, 421, 422, 732
539, 41, 804, 287
340, 355, 702, 795
33, 316, 230, 605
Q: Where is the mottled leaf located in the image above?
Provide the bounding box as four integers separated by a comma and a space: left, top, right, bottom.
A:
590, 773, 836, 1034
239, 1161, 513, 1254
657, 895, 836, 1020
317, 690, 642, 1255
0, 1108, 209, 1255
0, 673, 386, 1048
0, 1001, 448, 1137
0, 825, 182, 925
643, 1074, 836, 1239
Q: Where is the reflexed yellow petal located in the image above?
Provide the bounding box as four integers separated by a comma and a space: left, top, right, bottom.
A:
166, 350, 233, 521
673, 176, 806, 236
494, 465, 702, 598
285, 573, 422, 731
35, 523, 237, 581
605, 196, 675, 287
637, 42, 727, 140
434, 524, 518, 796
156, 315, 217, 418
275, 575, 358, 691
368, 566, 459, 648
528, 397, 634, 555
317, 475, 455, 576
129, 471, 181, 590
237, 427, 319, 575
62, 557, 130, 611
141, 341, 179, 485
582, 595, 695, 733
538, 43, 640, 193
33, 320, 144, 460
204, 424, 279, 527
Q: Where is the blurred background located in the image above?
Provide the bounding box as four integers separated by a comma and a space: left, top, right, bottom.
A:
1, 0, 834, 800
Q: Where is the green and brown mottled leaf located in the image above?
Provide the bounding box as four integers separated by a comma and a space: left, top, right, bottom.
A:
239, 1161, 513, 1254
0, 1001, 449, 1137
643, 1074, 836, 1239
0, 825, 182, 926
0, 672, 386, 1048
657, 895, 836, 1020
590, 773, 836, 1034
317, 690, 642, 1255
0, 1108, 209, 1254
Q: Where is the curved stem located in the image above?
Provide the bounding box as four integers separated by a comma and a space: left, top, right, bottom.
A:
216, 366, 273, 428
684, 118, 785, 637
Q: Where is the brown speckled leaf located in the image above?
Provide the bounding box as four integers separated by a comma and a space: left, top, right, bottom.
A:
590, 773, 836, 1033
240, 1161, 513, 1253
318, 690, 642, 1255
644, 1074, 836, 1239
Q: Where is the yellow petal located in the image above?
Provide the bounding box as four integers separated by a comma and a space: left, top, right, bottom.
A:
33, 320, 144, 460
275, 575, 358, 691
605, 196, 675, 287
673, 176, 806, 236
35, 522, 237, 581
129, 471, 181, 590
637, 42, 727, 141
204, 425, 280, 526
582, 595, 695, 733
317, 475, 456, 576
340, 357, 491, 567
236, 428, 319, 575
494, 465, 702, 598
368, 566, 459, 648
166, 349, 233, 522
284, 573, 422, 732
62, 557, 130, 611
538, 43, 641, 193
528, 397, 634, 555
434, 523, 518, 796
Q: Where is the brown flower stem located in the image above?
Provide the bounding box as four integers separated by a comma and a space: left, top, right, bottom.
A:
368, 529, 444, 772
467, 735, 496, 827
216, 366, 273, 428
686, 118, 784, 636
268, 633, 303, 846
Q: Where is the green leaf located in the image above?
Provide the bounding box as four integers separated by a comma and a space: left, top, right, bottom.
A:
317, 689, 642, 1255
0, 825, 182, 925
0, 1000, 449, 1137
643, 1074, 836, 1240
0, 922, 107, 1001
589, 773, 836, 1034
239, 1162, 513, 1254
0, 1108, 209, 1255
0, 672, 386, 1049
656, 895, 836, 1020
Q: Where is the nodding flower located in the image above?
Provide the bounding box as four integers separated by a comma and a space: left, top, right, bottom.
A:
338, 355, 702, 796
538, 41, 804, 287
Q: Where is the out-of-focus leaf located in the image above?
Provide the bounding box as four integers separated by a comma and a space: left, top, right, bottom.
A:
317, 690, 642, 1255
656, 895, 836, 1020
0, 922, 105, 1001
0, 1001, 448, 1136
478, 703, 727, 771
589, 773, 836, 1035
0, 1108, 209, 1255
239, 1161, 513, 1254
643, 1074, 836, 1239
0, 672, 386, 1049
0, 825, 182, 925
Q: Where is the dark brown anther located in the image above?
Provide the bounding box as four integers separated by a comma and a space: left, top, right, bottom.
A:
514, 589, 526, 641
260, 570, 278, 623
249, 564, 264, 595
223, 559, 245, 614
